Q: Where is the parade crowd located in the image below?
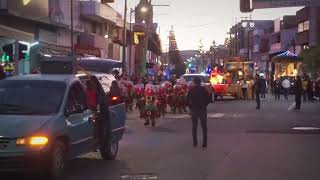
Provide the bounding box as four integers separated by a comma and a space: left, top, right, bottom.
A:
109, 73, 193, 127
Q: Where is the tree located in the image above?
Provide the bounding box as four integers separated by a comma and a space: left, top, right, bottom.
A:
168, 26, 185, 77
299, 46, 320, 76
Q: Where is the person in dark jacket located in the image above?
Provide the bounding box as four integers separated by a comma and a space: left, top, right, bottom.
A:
253, 75, 262, 109
274, 79, 281, 100
294, 76, 303, 110
186, 77, 210, 148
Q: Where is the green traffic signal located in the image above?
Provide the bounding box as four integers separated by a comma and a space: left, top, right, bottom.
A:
1, 54, 10, 62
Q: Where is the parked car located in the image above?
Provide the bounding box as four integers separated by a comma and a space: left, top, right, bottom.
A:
0, 74, 126, 177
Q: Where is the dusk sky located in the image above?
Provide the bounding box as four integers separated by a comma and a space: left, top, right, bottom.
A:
110, 0, 302, 51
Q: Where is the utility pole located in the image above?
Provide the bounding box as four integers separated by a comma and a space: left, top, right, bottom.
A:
122, 0, 128, 74
129, 8, 134, 76
70, 0, 74, 56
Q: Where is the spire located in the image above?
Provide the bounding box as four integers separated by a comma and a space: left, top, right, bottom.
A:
168, 26, 178, 52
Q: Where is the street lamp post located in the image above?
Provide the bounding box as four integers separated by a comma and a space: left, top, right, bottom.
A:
71, 0, 74, 56
128, 8, 134, 76
241, 20, 255, 78
122, 0, 128, 74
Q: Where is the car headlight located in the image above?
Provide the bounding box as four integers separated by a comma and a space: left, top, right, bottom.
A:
16, 136, 49, 147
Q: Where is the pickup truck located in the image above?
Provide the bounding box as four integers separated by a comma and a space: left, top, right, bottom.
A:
0, 74, 126, 177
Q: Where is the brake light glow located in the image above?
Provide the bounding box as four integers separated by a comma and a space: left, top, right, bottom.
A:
112, 96, 118, 101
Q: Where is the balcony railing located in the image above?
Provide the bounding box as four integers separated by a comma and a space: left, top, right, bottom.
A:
80, 1, 117, 24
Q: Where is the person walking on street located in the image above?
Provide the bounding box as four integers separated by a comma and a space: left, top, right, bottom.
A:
302, 77, 308, 101
260, 76, 267, 99
274, 79, 281, 100
307, 79, 314, 101
186, 77, 210, 148
294, 76, 303, 110
240, 79, 248, 100
253, 75, 262, 109
282, 78, 291, 100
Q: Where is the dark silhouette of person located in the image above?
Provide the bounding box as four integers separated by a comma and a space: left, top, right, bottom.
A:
274, 79, 281, 100
253, 75, 262, 109
294, 76, 303, 110
186, 77, 210, 148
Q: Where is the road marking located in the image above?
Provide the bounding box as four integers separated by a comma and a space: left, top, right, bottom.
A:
292, 127, 320, 131
288, 102, 296, 111
120, 174, 159, 180
208, 113, 225, 118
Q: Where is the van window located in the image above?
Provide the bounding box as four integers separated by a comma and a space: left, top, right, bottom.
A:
66, 83, 88, 112
0, 80, 66, 115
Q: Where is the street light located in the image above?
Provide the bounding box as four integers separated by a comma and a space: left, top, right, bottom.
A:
140, 6, 148, 13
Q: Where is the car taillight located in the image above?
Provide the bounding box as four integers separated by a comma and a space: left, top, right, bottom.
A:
112, 96, 118, 101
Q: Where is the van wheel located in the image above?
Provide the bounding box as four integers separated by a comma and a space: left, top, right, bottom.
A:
49, 140, 67, 178
100, 140, 119, 160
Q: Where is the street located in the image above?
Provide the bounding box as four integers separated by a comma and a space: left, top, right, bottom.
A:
2, 96, 320, 180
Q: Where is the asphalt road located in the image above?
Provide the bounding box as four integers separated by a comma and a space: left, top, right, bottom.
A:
2, 95, 320, 180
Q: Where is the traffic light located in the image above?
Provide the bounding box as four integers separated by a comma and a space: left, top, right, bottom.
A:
2, 44, 13, 62
240, 0, 253, 13
19, 43, 28, 60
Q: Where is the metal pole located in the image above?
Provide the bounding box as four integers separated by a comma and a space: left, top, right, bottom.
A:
128, 9, 133, 76
71, 0, 74, 56
13, 40, 19, 75
122, 0, 128, 74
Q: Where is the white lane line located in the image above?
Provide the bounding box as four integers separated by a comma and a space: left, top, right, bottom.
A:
292, 127, 320, 131
288, 102, 296, 111
208, 113, 225, 118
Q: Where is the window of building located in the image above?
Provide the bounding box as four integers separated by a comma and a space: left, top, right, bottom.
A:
303, 20, 310, 31
92, 22, 97, 34
298, 20, 310, 33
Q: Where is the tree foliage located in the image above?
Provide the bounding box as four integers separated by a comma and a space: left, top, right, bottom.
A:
300, 46, 320, 75
169, 50, 185, 77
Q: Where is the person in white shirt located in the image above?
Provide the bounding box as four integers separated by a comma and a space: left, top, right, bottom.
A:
240, 80, 248, 100
282, 78, 291, 100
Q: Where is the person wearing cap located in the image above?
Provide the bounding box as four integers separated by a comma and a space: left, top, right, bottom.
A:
186, 77, 210, 148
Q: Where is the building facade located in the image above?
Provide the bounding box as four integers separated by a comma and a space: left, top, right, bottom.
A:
0, 0, 131, 74
296, 6, 320, 50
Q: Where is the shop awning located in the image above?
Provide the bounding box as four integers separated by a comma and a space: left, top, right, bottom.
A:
39, 42, 71, 56
272, 51, 302, 62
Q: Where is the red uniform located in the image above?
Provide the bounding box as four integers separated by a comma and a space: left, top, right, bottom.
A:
86, 89, 97, 110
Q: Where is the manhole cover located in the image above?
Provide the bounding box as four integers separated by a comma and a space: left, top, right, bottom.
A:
120, 174, 159, 180
292, 127, 320, 131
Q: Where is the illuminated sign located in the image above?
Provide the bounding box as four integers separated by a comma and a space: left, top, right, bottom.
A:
253, 0, 320, 9
23, 0, 32, 6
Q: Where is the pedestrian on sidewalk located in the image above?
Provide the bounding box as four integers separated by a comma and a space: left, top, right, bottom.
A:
294, 75, 303, 110
260, 76, 267, 99
274, 78, 281, 100
253, 75, 262, 109
186, 77, 210, 148
282, 78, 291, 100
240, 79, 248, 100
302, 77, 308, 101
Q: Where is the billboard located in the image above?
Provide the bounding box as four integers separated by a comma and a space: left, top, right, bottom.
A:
253, 0, 320, 9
